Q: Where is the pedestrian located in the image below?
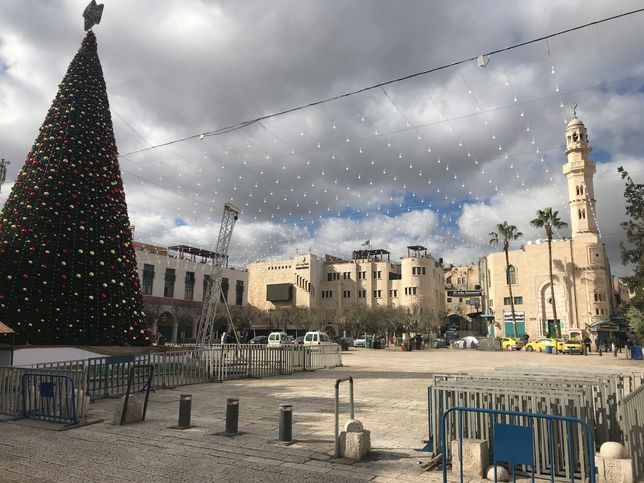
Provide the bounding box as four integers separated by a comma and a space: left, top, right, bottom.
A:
392, 334, 398, 349
416, 334, 423, 350
221, 331, 228, 345
595, 338, 600, 352
583, 336, 592, 353
523, 333, 530, 345
611, 335, 617, 357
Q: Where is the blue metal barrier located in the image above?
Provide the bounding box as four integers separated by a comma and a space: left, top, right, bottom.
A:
441, 407, 596, 483
22, 373, 77, 425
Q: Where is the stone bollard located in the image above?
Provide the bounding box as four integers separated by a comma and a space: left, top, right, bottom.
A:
451, 439, 489, 479
595, 442, 633, 483
112, 394, 143, 425
486, 465, 510, 482
338, 419, 370, 461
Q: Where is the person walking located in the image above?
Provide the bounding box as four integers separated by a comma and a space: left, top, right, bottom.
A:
221, 331, 228, 345
583, 336, 592, 354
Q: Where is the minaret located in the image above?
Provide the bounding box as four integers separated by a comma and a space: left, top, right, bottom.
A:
562, 105, 599, 241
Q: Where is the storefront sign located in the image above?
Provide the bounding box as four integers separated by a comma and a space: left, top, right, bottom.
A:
447, 290, 481, 297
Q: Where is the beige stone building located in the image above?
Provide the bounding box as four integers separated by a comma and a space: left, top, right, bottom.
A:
247, 245, 446, 327
444, 263, 486, 332
134, 242, 248, 342
482, 113, 614, 341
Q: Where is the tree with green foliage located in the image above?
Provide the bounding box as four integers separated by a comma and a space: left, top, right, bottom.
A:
0, 32, 146, 345
530, 208, 567, 338
618, 167, 643, 294
489, 222, 523, 338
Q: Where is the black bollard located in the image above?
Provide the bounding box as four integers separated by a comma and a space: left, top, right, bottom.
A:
178, 394, 192, 428
225, 399, 239, 434
279, 404, 292, 442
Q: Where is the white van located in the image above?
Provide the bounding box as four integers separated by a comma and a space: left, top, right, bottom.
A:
303, 331, 330, 345
267, 332, 290, 347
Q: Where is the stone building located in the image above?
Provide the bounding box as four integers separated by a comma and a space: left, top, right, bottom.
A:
444, 263, 486, 333
483, 113, 615, 341
134, 242, 248, 342
247, 245, 446, 329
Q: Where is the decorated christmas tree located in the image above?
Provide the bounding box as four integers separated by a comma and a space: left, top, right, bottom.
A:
0, 25, 147, 345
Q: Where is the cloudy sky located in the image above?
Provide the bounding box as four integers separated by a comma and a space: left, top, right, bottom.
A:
1, 1, 642, 275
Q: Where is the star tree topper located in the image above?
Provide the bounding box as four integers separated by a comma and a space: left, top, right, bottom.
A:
83, 0, 104, 31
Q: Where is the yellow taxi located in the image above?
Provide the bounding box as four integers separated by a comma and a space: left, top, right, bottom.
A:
524, 338, 565, 352
562, 339, 584, 355
500, 337, 524, 351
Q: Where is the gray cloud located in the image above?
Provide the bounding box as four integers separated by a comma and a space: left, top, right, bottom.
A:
1, 0, 642, 276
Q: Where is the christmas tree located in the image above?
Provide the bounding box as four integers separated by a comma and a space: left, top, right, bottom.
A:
0, 31, 147, 345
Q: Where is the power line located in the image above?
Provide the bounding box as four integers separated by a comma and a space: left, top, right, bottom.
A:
119, 7, 644, 158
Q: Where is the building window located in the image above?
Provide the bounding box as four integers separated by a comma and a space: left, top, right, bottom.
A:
184, 271, 195, 300
503, 297, 512, 305
358, 290, 366, 298
506, 265, 517, 285
389, 289, 398, 298
514, 296, 523, 305
373, 289, 382, 298
220, 277, 229, 303
447, 297, 452, 303
142, 264, 154, 295
163, 268, 176, 298
235, 280, 244, 305
343, 272, 351, 280
343, 290, 351, 298
203, 275, 211, 301
373, 271, 381, 279
327, 273, 332, 281
422, 267, 426, 275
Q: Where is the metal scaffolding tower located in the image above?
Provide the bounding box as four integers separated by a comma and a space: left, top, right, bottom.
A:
195, 203, 240, 347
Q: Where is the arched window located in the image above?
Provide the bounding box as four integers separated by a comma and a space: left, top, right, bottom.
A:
581, 209, 586, 219
580, 185, 584, 195
506, 265, 517, 285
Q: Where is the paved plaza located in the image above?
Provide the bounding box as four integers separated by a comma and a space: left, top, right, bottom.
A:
0, 348, 640, 482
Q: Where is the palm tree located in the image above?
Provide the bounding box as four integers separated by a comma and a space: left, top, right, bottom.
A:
531, 208, 568, 339
489, 222, 523, 338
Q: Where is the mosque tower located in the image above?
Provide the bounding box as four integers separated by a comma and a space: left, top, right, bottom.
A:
562, 105, 600, 242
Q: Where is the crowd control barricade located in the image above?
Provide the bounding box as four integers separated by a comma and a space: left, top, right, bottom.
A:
22, 373, 78, 425
441, 407, 596, 483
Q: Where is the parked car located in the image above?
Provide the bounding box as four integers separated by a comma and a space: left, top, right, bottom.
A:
249, 335, 268, 345
293, 335, 305, 345
303, 330, 331, 345
562, 339, 584, 355
500, 336, 524, 351
267, 331, 290, 347
330, 335, 351, 351
524, 338, 565, 352
353, 334, 367, 347
453, 336, 479, 349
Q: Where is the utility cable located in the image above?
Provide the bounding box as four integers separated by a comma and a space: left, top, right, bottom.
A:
119, 7, 644, 157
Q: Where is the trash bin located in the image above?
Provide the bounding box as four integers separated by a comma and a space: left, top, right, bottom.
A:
365, 337, 372, 349
632, 346, 643, 360
545, 345, 553, 354
432, 339, 440, 349
373, 339, 380, 349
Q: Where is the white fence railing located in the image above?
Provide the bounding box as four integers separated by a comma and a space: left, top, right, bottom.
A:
1, 344, 342, 413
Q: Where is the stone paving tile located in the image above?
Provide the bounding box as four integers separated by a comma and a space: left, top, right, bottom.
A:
1, 349, 636, 482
